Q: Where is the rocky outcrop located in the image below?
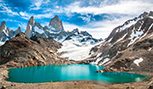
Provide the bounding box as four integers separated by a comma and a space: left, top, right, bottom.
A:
0, 33, 73, 68
87, 11, 153, 73
49, 15, 64, 31
24, 15, 102, 43
30, 34, 62, 52
25, 16, 35, 38
0, 21, 21, 42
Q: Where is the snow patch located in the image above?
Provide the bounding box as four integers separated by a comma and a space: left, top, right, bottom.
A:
48, 25, 56, 30
89, 50, 94, 55
107, 37, 113, 43
133, 58, 143, 66
2, 30, 9, 36
112, 51, 120, 59
149, 16, 153, 19
46, 30, 61, 34
148, 23, 153, 30
96, 52, 102, 58
90, 56, 103, 65
34, 26, 44, 34
58, 36, 100, 61
148, 48, 153, 51
0, 42, 5, 46
128, 21, 144, 47
99, 58, 110, 66
116, 19, 139, 33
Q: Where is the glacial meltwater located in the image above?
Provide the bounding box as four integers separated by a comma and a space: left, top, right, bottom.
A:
6, 64, 149, 83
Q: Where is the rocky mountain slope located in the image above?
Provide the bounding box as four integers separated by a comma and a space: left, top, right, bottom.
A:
85, 11, 153, 73
0, 15, 102, 61
0, 21, 21, 42
24, 15, 101, 43
58, 28, 102, 61
0, 33, 73, 68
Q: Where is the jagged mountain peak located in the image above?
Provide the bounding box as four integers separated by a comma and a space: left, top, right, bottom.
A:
50, 15, 60, 22
1, 21, 6, 26
0, 21, 7, 31
149, 11, 153, 16
49, 15, 64, 31
29, 16, 34, 24
138, 11, 148, 18
80, 31, 92, 38
86, 11, 153, 74
15, 27, 21, 33
106, 11, 153, 42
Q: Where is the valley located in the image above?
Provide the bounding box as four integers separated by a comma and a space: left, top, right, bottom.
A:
0, 11, 153, 89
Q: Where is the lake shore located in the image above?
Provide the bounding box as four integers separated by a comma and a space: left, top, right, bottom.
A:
0, 68, 153, 89
0, 67, 153, 89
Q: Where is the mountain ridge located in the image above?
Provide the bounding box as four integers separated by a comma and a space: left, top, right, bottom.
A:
84, 11, 153, 73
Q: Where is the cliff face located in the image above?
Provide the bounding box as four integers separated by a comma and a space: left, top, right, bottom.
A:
0, 21, 21, 42
49, 15, 64, 31
0, 33, 72, 68
86, 11, 153, 73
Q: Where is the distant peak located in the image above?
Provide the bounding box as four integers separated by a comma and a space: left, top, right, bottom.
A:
18, 26, 21, 29
17, 27, 21, 31
1, 21, 6, 26
49, 15, 64, 31
15, 27, 21, 34
138, 12, 148, 18
149, 11, 153, 16
29, 16, 34, 24
49, 15, 60, 24
55, 15, 59, 18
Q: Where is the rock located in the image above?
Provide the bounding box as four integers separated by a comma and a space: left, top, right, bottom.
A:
131, 86, 134, 89
0, 33, 72, 68
126, 87, 130, 89
1, 86, 6, 89
148, 85, 153, 89
49, 15, 64, 31
147, 81, 153, 89
87, 11, 153, 73
0, 21, 21, 42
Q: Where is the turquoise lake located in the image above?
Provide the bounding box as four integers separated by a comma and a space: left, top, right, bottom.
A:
6, 64, 148, 83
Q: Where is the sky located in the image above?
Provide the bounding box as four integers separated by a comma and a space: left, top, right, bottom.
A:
0, 0, 153, 39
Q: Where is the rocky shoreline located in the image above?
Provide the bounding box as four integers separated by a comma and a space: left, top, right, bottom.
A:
0, 66, 152, 89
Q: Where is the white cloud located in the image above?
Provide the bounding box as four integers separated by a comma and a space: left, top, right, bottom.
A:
30, 0, 50, 10
61, 0, 153, 39
0, 5, 19, 16
19, 11, 53, 20
79, 15, 91, 23
30, 0, 43, 10
57, 0, 153, 16
1, 19, 19, 22
63, 15, 135, 39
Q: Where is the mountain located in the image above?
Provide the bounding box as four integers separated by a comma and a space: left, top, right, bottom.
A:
24, 15, 101, 42
24, 15, 102, 60
58, 28, 102, 61
49, 15, 64, 31
0, 33, 73, 68
0, 21, 21, 42
0, 15, 102, 61
85, 11, 153, 73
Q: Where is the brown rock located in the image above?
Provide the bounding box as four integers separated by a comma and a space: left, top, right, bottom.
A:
0, 33, 72, 68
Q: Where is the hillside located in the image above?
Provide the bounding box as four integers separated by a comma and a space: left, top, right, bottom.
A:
85, 11, 153, 73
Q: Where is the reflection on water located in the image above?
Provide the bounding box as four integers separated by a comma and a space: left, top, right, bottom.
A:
6, 64, 149, 83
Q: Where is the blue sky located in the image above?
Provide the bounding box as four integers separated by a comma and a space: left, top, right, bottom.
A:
0, 0, 153, 39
